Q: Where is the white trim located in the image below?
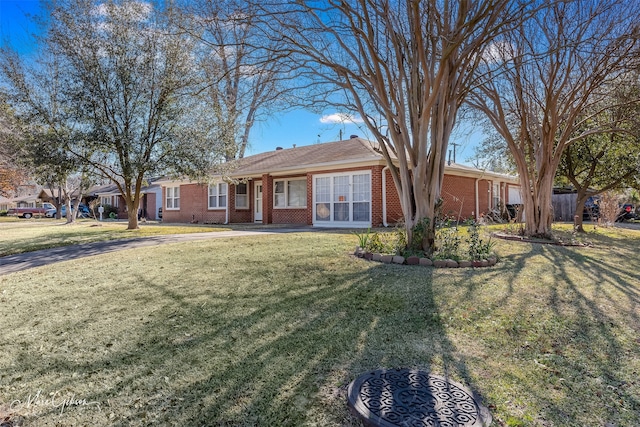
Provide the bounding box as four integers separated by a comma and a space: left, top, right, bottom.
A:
208, 182, 228, 210
235, 182, 249, 209
273, 178, 307, 209
254, 181, 263, 222
312, 171, 372, 228
166, 186, 180, 210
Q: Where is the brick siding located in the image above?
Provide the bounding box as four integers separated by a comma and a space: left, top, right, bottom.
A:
162, 167, 519, 226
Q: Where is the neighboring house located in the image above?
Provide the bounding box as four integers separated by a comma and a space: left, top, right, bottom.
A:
88, 181, 163, 220
157, 137, 521, 227
12, 194, 39, 208
0, 196, 13, 211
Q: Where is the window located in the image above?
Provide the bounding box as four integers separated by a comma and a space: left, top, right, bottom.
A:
166, 187, 180, 209
235, 183, 248, 209
208, 183, 228, 209
274, 179, 306, 208
113, 196, 119, 208
101, 196, 111, 206
314, 172, 370, 225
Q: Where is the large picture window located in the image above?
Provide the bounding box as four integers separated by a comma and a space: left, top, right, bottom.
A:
314, 172, 371, 226
274, 179, 306, 208
235, 183, 248, 209
166, 187, 180, 210
208, 183, 228, 209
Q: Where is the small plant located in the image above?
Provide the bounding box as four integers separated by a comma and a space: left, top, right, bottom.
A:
434, 220, 461, 260
409, 217, 430, 251
353, 228, 371, 248
365, 231, 384, 253
467, 221, 496, 261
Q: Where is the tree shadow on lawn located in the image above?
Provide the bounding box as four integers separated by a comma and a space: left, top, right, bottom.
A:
5, 234, 638, 426
2, 260, 488, 426
474, 239, 640, 425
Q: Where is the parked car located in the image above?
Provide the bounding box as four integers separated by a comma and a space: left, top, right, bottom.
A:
7, 203, 55, 219
46, 204, 91, 219
616, 204, 636, 222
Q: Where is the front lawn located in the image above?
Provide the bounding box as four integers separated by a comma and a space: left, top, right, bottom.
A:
0, 227, 639, 426
0, 220, 228, 256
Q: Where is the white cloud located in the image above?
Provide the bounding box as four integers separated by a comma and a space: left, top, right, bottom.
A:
482, 41, 513, 63
319, 113, 364, 124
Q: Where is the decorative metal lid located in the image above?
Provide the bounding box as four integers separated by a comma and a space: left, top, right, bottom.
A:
347, 369, 492, 427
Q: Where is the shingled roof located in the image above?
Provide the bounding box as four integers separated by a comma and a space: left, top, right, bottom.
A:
225, 137, 388, 177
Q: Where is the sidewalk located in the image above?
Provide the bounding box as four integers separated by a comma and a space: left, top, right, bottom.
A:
0, 229, 296, 276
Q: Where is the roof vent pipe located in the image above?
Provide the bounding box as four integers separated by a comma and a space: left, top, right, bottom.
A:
350, 135, 359, 139
275, 147, 283, 150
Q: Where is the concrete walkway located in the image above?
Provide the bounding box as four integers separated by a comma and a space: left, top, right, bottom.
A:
0, 229, 303, 276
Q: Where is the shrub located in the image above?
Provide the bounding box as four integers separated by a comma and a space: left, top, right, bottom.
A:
467, 221, 496, 261
434, 220, 461, 260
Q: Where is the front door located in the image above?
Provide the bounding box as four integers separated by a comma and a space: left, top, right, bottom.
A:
254, 181, 263, 222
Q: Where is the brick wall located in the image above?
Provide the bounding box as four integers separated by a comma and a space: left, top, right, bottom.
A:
306, 173, 313, 225
145, 193, 156, 220
230, 183, 252, 223
265, 173, 309, 225
161, 168, 517, 226
117, 195, 127, 219
441, 175, 476, 219
162, 183, 227, 224
384, 168, 404, 224
371, 165, 384, 226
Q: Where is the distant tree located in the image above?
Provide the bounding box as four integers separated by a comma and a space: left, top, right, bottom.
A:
468, 0, 640, 238
0, 99, 28, 197
0, 41, 90, 222
466, 121, 517, 175
258, 0, 526, 252
557, 75, 640, 231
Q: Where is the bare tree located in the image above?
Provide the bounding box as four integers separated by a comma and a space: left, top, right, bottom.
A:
468, 0, 640, 238
257, 0, 524, 252
179, 0, 293, 160
41, 0, 221, 229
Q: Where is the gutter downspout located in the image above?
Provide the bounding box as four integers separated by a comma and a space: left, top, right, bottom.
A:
225, 184, 229, 224
475, 178, 480, 220
382, 166, 389, 227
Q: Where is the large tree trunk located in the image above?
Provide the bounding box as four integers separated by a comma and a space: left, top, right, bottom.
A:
517, 157, 556, 239
126, 198, 139, 230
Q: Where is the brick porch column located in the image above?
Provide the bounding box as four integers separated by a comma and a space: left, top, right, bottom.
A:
262, 173, 273, 224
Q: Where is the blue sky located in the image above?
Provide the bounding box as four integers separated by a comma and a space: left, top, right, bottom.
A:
0, 0, 481, 164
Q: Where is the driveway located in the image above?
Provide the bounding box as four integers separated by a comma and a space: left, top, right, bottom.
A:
0, 228, 305, 276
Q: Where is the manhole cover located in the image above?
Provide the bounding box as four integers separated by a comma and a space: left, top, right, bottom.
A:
347, 369, 492, 427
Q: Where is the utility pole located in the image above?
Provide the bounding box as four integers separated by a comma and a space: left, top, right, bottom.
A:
450, 142, 459, 163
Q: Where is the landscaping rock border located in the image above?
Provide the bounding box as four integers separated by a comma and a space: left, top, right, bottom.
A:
354, 246, 497, 268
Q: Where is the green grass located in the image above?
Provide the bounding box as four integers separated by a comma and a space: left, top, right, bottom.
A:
0, 220, 229, 256
0, 226, 639, 426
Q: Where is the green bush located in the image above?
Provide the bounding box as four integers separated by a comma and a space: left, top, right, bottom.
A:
434, 221, 461, 260
467, 221, 495, 260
